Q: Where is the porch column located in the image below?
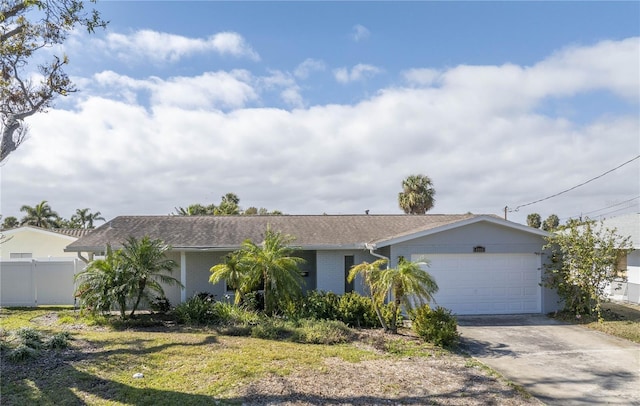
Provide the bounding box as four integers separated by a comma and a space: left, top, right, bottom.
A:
180, 251, 187, 303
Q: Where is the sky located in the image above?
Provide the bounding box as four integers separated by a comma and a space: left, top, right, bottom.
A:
1, 1, 639, 227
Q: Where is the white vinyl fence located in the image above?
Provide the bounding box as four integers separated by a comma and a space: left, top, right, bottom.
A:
0, 259, 85, 307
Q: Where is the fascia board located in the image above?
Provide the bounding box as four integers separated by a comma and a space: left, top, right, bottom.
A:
373, 215, 549, 248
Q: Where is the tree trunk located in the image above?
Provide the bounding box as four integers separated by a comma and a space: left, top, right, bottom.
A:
0, 116, 21, 163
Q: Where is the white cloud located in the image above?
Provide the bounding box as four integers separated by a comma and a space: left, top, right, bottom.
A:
294, 58, 326, 79
4, 37, 638, 226
351, 24, 371, 42
104, 30, 260, 63
334, 64, 383, 84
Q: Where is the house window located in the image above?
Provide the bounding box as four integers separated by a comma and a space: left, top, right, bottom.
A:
10, 253, 32, 259
344, 255, 355, 293
473, 246, 486, 253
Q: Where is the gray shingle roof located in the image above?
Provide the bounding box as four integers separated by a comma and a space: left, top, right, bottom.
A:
65, 214, 482, 252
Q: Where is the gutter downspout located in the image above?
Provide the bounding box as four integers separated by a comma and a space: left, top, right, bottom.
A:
365, 243, 391, 303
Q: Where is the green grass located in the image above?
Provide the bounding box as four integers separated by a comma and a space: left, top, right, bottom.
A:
552, 302, 640, 343
0, 308, 381, 405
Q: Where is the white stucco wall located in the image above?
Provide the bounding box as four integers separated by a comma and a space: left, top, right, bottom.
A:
0, 227, 78, 260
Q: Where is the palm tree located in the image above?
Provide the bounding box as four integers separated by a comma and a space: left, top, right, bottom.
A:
20, 200, 59, 228
119, 236, 181, 318
377, 258, 438, 333
347, 258, 389, 330
398, 174, 436, 214
71, 208, 106, 229
210, 252, 251, 305
238, 227, 305, 315
74, 245, 130, 319
215, 193, 240, 215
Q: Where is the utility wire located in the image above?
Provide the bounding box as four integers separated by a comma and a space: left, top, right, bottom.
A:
559, 196, 640, 222
509, 155, 640, 212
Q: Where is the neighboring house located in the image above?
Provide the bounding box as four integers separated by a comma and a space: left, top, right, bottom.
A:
600, 213, 640, 304
66, 214, 559, 315
0, 226, 91, 306
0, 225, 90, 260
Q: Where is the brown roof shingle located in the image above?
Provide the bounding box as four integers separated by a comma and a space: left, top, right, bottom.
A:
65, 214, 481, 252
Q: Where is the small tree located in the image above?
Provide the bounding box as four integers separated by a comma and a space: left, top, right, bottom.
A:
210, 252, 252, 305
74, 245, 130, 318
235, 227, 305, 316
527, 213, 542, 229
347, 259, 389, 330
543, 220, 632, 320
119, 236, 181, 318
378, 258, 438, 333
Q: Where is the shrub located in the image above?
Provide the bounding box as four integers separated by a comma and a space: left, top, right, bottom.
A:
336, 292, 375, 327
241, 291, 264, 312
250, 319, 292, 340
212, 302, 260, 326
149, 296, 172, 314
15, 328, 43, 349
291, 319, 354, 345
173, 294, 217, 325
411, 305, 459, 348
46, 331, 72, 349
301, 290, 341, 320
8, 343, 39, 362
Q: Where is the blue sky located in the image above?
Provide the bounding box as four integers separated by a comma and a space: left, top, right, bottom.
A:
1, 1, 639, 226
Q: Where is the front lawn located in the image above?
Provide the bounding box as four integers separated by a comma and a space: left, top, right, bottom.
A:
0, 307, 539, 405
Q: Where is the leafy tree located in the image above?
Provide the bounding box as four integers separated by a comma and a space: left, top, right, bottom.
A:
527, 213, 542, 229
20, 200, 59, 228
1, 215, 18, 229
74, 245, 129, 318
542, 214, 560, 231
71, 208, 105, 229
347, 258, 389, 330
398, 174, 436, 214
543, 219, 632, 320
1, 0, 107, 162
377, 258, 438, 333
236, 228, 305, 316
119, 236, 181, 318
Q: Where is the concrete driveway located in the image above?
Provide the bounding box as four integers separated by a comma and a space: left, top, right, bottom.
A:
457, 314, 640, 405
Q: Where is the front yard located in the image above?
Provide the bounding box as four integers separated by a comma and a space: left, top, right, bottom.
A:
0, 307, 539, 406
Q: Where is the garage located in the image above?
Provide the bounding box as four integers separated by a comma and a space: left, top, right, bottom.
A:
413, 253, 542, 315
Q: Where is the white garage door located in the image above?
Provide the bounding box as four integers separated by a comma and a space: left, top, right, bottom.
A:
412, 253, 541, 315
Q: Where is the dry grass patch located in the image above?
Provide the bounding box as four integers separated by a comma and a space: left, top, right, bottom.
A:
1, 308, 540, 405
552, 301, 640, 343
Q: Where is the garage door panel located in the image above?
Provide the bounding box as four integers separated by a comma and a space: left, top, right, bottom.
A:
414, 253, 541, 315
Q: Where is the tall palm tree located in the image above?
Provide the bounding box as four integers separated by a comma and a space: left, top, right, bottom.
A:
119, 236, 181, 318
398, 174, 436, 214
239, 227, 305, 315
210, 252, 251, 305
71, 208, 106, 229
347, 258, 389, 330
377, 258, 438, 333
20, 200, 59, 228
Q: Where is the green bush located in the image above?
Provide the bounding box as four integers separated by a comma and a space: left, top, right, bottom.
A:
212, 302, 260, 326
173, 294, 217, 325
411, 305, 459, 348
301, 290, 340, 320
291, 319, 354, 345
250, 319, 293, 340
46, 331, 72, 349
336, 292, 376, 327
15, 327, 43, 349
8, 343, 39, 362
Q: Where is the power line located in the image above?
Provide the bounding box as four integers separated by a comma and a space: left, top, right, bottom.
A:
509, 155, 640, 212
559, 196, 640, 222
